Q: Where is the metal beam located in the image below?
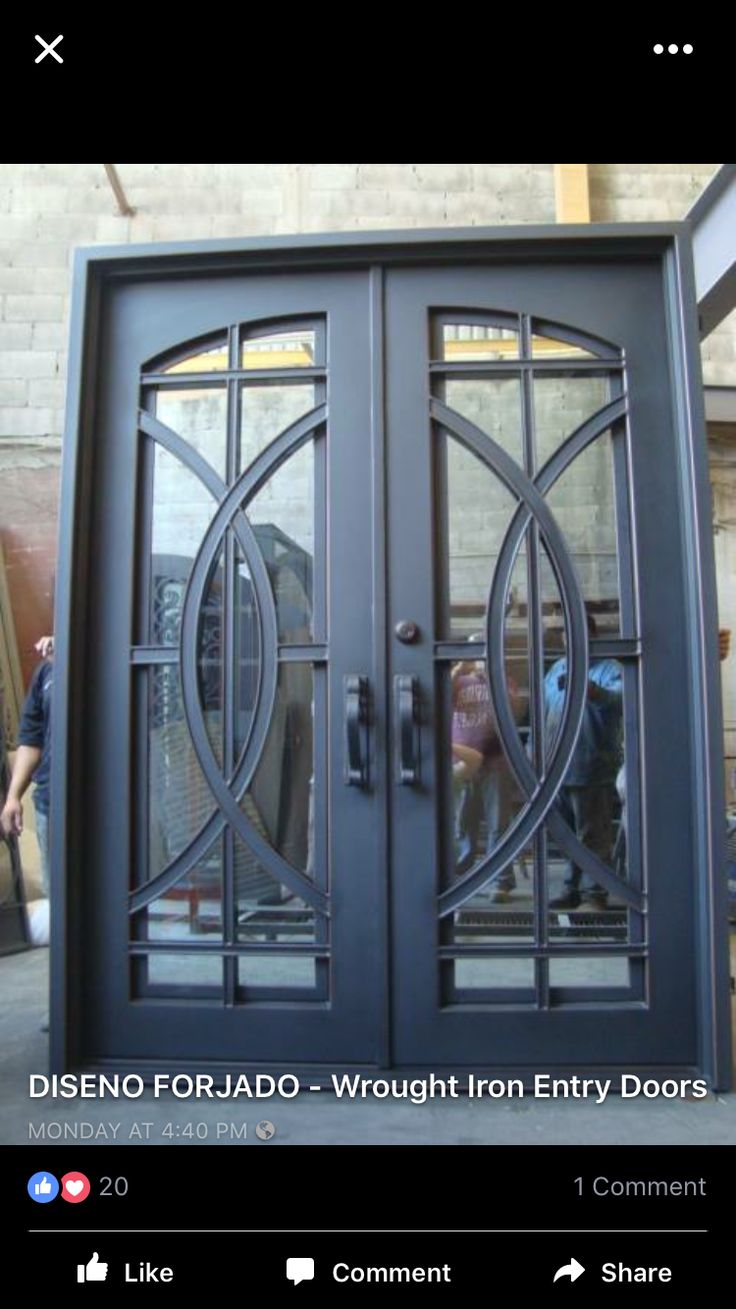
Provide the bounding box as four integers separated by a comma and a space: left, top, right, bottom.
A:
553, 164, 590, 223
686, 164, 736, 338
103, 163, 136, 217
704, 385, 736, 425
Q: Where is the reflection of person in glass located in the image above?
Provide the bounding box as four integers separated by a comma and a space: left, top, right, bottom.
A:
544, 613, 623, 911
451, 636, 522, 901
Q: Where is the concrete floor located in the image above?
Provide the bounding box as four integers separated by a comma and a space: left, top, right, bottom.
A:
1, 945, 735, 1146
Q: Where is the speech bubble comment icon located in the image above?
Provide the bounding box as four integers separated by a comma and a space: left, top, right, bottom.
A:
286, 1258, 315, 1286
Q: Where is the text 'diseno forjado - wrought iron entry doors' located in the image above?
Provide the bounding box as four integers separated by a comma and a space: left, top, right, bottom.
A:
53, 229, 729, 1086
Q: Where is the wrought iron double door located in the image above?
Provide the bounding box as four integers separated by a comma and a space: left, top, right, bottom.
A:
57, 234, 727, 1081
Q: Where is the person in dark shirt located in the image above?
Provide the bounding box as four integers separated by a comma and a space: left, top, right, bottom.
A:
1, 637, 54, 894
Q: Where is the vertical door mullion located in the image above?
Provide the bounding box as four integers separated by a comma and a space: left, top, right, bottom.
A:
609, 373, 638, 641
610, 375, 645, 978
131, 393, 158, 994
326, 270, 383, 1060
368, 264, 392, 1067
222, 325, 240, 1005
384, 271, 443, 1059
312, 663, 329, 1000
313, 328, 328, 644
520, 316, 549, 1007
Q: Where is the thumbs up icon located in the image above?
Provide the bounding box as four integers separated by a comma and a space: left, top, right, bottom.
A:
27, 1170, 59, 1203
77, 1253, 108, 1283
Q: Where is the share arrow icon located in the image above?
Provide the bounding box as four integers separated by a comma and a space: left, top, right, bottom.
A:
553, 1258, 585, 1283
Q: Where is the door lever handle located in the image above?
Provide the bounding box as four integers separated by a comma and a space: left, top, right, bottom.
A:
395, 674, 420, 785
344, 675, 369, 786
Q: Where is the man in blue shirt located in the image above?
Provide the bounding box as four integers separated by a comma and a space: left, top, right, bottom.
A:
544, 617, 623, 911
1, 638, 53, 894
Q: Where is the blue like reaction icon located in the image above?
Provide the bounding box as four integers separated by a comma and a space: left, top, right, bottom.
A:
28, 1172, 60, 1203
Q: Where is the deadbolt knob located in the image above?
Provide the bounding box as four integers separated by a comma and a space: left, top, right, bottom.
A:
395, 620, 420, 643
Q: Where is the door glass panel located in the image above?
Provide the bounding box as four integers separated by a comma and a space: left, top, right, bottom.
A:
237, 957, 317, 988
540, 578, 567, 761
444, 545, 533, 922
507, 538, 564, 814
544, 430, 622, 635
136, 839, 224, 941
240, 383, 316, 472
242, 328, 315, 369
504, 547, 531, 762
531, 334, 596, 360
545, 643, 627, 925
160, 337, 228, 374
233, 544, 260, 761
449, 657, 526, 875
533, 375, 611, 468
240, 663, 314, 876
198, 546, 224, 767
148, 665, 214, 880
449, 885, 535, 946
192, 537, 261, 771
453, 958, 535, 989
234, 841, 317, 943
145, 954, 223, 989
248, 443, 314, 643
549, 957, 631, 988
150, 449, 219, 646
440, 323, 520, 361
538, 534, 627, 924
444, 377, 523, 460
442, 432, 519, 638
539, 544, 568, 748
154, 387, 228, 479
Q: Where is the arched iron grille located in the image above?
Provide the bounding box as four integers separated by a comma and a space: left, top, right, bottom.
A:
125, 307, 645, 1009
129, 320, 329, 1003
431, 311, 645, 1005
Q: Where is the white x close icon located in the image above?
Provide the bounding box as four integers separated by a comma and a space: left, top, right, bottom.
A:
35, 34, 64, 64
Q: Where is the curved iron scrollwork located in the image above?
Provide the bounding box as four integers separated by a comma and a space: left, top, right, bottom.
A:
152, 576, 185, 648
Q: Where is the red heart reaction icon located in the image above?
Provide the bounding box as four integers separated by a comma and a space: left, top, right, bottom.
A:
61, 1172, 91, 1203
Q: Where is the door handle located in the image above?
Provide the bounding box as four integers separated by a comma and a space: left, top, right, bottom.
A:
344, 675, 369, 786
395, 674, 420, 785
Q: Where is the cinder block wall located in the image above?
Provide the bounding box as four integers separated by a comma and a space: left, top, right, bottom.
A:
0, 162, 731, 686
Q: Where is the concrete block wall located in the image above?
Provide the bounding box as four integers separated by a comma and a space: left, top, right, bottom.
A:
0, 162, 732, 680
0, 163, 726, 442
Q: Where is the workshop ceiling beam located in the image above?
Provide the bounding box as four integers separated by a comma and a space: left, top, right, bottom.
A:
554, 164, 590, 223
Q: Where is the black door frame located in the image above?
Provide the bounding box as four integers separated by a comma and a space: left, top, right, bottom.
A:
51, 226, 730, 1088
